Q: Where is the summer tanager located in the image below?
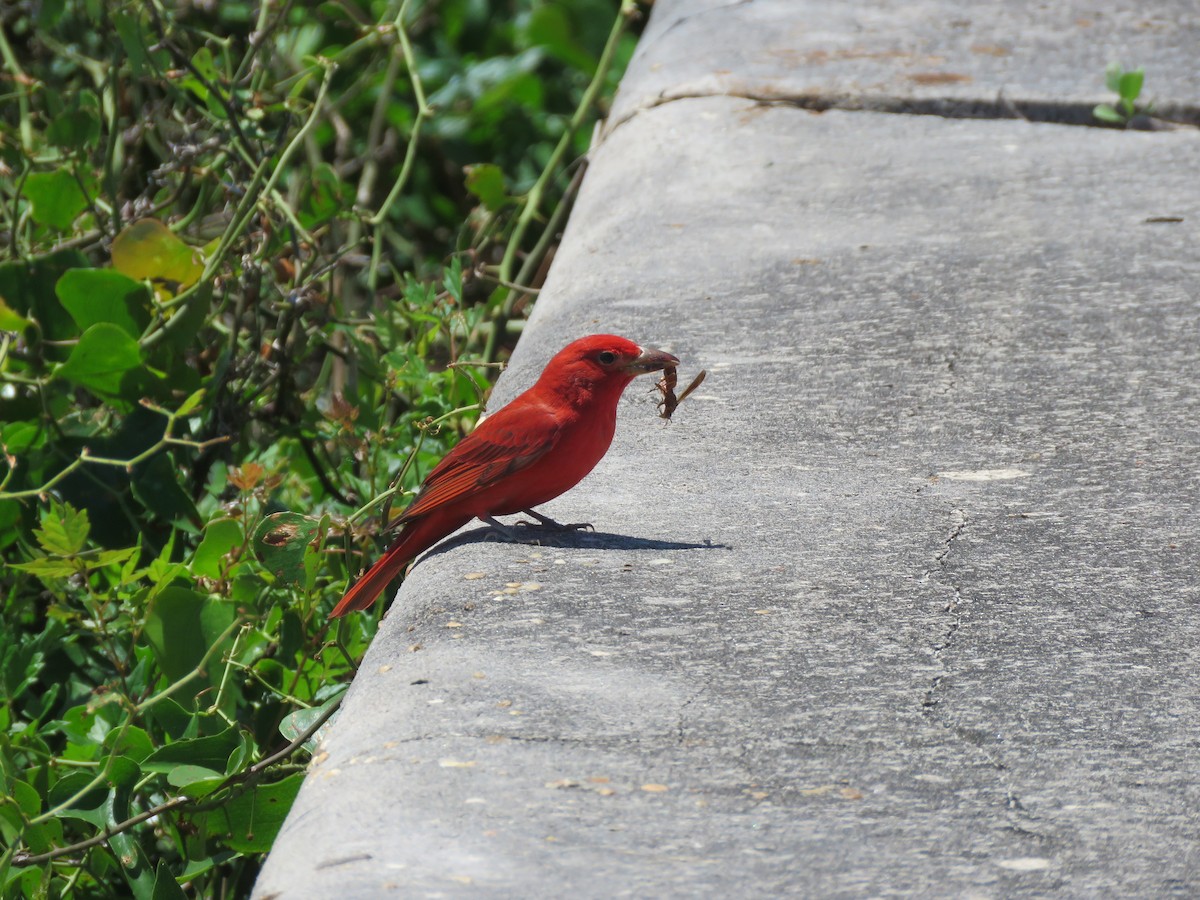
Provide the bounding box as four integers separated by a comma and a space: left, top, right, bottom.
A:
329, 334, 679, 617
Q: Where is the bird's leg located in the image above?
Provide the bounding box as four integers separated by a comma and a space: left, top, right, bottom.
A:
516, 508, 593, 532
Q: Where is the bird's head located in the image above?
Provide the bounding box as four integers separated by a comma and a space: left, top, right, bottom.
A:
538, 334, 679, 404
558, 334, 678, 378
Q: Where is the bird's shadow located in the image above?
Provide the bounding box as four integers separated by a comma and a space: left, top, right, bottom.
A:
423, 524, 729, 563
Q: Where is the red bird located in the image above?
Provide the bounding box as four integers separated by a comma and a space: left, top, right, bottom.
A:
329, 335, 679, 617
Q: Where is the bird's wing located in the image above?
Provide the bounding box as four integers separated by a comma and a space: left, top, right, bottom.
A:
395, 402, 563, 524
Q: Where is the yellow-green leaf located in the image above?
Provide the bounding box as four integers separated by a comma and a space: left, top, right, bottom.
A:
112, 218, 204, 288
0, 294, 33, 332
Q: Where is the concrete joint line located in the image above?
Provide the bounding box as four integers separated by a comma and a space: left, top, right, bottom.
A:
602, 90, 1200, 142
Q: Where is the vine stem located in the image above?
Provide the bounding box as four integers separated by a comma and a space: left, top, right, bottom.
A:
366, 0, 431, 229
485, 0, 637, 364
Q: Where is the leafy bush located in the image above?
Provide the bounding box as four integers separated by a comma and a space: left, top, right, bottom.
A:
0, 0, 639, 895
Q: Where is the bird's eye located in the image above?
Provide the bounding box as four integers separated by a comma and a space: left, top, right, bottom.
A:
597, 351, 617, 365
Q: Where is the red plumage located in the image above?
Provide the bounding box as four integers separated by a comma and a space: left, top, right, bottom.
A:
329, 335, 678, 617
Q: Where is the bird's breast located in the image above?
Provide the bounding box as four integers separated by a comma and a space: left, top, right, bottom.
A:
486, 404, 617, 516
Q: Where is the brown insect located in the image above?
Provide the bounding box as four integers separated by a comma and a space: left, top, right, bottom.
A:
656, 366, 707, 420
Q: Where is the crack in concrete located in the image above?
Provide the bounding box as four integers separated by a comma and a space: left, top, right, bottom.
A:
675, 673, 710, 747
603, 88, 1200, 141
653, 0, 755, 44
922, 507, 966, 714
921, 509, 1051, 842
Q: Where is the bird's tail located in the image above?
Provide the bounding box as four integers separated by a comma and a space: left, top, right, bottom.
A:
329, 513, 471, 618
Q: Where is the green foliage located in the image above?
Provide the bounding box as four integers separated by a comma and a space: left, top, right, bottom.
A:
0, 0, 641, 895
1093, 63, 1147, 126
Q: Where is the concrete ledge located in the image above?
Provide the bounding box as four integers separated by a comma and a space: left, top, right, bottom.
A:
610, 0, 1200, 126
256, 2, 1200, 896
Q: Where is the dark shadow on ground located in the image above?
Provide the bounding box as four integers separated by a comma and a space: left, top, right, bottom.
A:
422, 524, 730, 562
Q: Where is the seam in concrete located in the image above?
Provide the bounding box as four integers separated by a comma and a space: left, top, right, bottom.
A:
604, 88, 1200, 141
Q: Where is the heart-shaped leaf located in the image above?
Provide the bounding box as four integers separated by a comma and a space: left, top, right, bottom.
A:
112, 218, 204, 289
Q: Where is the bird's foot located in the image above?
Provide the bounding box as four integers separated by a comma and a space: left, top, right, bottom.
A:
482, 515, 546, 545
516, 509, 594, 532
481, 513, 593, 547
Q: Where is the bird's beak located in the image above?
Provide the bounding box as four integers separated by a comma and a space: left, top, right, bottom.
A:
625, 345, 680, 375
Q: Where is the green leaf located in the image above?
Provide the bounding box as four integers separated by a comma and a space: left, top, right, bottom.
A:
24, 169, 88, 230
36, 0, 67, 28
142, 696, 194, 741
176, 388, 206, 417
464, 163, 509, 212
57, 322, 144, 396
105, 724, 155, 762
47, 770, 109, 827
1104, 62, 1125, 94
156, 279, 211, 352
34, 500, 90, 555
301, 162, 345, 226
167, 763, 224, 789
0, 294, 33, 332
10, 556, 82, 578
176, 851, 239, 885
17, 544, 135, 578
253, 512, 324, 584
114, 11, 150, 76
52, 702, 113, 761
279, 694, 341, 745
143, 586, 237, 685
0, 248, 88, 347
8, 781, 64, 854
57, 267, 152, 338
191, 45, 220, 82
203, 772, 304, 853
443, 256, 464, 305
1093, 103, 1125, 124
11, 779, 42, 817
108, 754, 143, 789
1, 419, 45, 453
180, 47, 226, 117
141, 726, 241, 774
521, 5, 596, 72
107, 774, 155, 898
1118, 68, 1144, 102
191, 517, 243, 579
91, 547, 139, 569
132, 453, 201, 527
152, 860, 188, 900
47, 95, 101, 149
112, 218, 204, 289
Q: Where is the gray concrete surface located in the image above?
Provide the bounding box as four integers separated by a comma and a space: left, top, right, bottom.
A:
609, 0, 1200, 127
255, 2, 1199, 896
